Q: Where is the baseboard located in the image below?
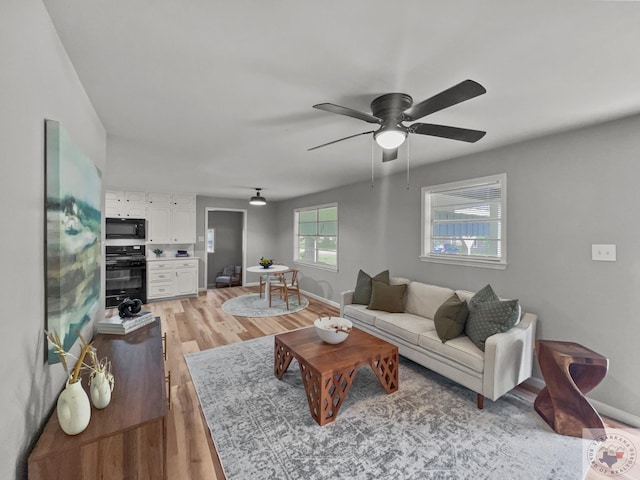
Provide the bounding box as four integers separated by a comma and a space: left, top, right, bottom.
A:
524, 378, 640, 428
299, 289, 339, 309
217, 283, 339, 309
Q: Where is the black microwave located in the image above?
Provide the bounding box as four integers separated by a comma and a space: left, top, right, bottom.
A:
106, 217, 146, 240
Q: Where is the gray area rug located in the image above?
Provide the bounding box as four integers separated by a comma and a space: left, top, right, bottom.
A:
221, 293, 308, 317
186, 335, 587, 480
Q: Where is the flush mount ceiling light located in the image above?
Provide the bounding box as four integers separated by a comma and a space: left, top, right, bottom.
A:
249, 188, 266, 206
374, 125, 408, 150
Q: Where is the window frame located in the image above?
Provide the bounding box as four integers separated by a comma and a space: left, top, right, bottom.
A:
293, 202, 338, 272
420, 173, 507, 270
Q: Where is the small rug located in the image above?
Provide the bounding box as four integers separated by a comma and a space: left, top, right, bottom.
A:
186, 334, 588, 480
221, 293, 308, 317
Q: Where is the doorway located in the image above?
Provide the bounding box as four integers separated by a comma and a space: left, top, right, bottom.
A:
205, 208, 247, 289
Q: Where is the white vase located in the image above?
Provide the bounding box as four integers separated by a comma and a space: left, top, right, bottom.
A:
57, 378, 91, 435
90, 371, 112, 409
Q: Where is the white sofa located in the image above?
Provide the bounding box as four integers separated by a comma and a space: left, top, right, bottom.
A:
340, 280, 537, 409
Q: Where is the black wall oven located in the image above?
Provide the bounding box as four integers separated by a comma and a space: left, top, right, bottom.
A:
106, 217, 146, 240
105, 245, 147, 307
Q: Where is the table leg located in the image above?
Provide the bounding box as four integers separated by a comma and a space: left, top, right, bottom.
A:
369, 347, 399, 393
274, 338, 293, 379
299, 361, 357, 426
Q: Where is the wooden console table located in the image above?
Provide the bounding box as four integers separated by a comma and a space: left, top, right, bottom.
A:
29, 321, 168, 479
534, 340, 608, 439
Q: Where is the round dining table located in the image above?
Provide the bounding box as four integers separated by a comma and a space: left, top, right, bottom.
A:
246, 264, 290, 303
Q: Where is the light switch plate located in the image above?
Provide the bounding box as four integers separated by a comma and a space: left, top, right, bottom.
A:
592, 244, 616, 262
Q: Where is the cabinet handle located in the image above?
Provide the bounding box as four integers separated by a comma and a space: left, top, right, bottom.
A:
162, 332, 167, 361
166, 371, 172, 410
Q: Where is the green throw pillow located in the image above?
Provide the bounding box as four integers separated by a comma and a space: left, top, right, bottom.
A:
353, 269, 389, 305
434, 294, 469, 343
367, 280, 406, 313
465, 284, 519, 351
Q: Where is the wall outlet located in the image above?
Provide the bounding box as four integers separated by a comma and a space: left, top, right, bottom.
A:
592, 244, 616, 262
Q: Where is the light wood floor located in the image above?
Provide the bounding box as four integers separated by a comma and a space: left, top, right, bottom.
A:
143, 286, 338, 480
127, 287, 630, 479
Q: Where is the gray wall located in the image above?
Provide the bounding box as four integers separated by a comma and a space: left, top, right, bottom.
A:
195, 197, 278, 289
207, 210, 244, 287
274, 114, 640, 421
0, 1, 107, 478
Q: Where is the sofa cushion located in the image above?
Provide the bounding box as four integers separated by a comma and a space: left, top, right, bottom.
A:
390, 277, 411, 286
375, 312, 435, 345
405, 282, 455, 319
457, 287, 522, 325
343, 304, 378, 326
434, 294, 469, 343
368, 280, 407, 313
353, 269, 389, 305
466, 284, 520, 351
417, 330, 485, 373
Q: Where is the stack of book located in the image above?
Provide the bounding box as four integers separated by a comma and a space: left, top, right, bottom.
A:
97, 311, 156, 335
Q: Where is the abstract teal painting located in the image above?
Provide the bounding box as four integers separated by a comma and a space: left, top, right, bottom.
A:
45, 119, 102, 364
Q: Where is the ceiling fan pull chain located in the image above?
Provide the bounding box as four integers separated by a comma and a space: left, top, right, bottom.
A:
406, 137, 411, 190
371, 137, 375, 189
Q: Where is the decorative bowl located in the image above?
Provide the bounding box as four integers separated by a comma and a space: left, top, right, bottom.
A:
259, 258, 273, 268
314, 316, 353, 344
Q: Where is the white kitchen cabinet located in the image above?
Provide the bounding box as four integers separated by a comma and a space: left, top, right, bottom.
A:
175, 267, 197, 295
146, 206, 172, 243
146, 193, 196, 244
172, 208, 195, 243
105, 190, 147, 218
147, 259, 198, 300
147, 192, 172, 206
171, 194, 195, 207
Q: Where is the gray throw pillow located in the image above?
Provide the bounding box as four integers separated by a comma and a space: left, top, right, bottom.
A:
434, 294, 469, 343
367, 280, 406, 313
353, 269, 389, 305
465, 284, 519, 351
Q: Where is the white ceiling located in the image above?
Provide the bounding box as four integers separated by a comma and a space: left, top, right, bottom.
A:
42, 0, 640, 201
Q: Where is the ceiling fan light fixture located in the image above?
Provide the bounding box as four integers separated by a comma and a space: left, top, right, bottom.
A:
374, 127, 407, 150
249, 188, 267, 206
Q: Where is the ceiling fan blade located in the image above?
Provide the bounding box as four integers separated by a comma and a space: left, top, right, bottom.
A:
410, 123, 486, 143
313, 103, 381, 124
403, 80, 486, 121
382, 148, 398, 162
308, 131, 375, 151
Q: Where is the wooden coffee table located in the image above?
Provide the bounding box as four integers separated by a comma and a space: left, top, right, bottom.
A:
274, 326, 399, 426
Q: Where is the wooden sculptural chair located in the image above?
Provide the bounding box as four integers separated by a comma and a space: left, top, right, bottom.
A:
269, 269, 301, 309
259, 273, 281, 298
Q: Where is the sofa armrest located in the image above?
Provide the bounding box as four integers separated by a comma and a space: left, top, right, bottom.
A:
340, 290, 355, 317
482, 312, 538, 401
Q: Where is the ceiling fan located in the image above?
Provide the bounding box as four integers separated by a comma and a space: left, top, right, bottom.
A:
309, 79, 487, 162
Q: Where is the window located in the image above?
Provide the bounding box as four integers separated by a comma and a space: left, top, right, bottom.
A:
207, 228, 215, 253
421, 174, 507, 269
294, 204, 338, 271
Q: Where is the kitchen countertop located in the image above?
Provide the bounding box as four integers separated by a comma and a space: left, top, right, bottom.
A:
147, 257, 197, 262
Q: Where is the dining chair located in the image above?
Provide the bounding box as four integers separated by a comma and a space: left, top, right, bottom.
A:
269, 269, 300, 309
259, 273, 281, 298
